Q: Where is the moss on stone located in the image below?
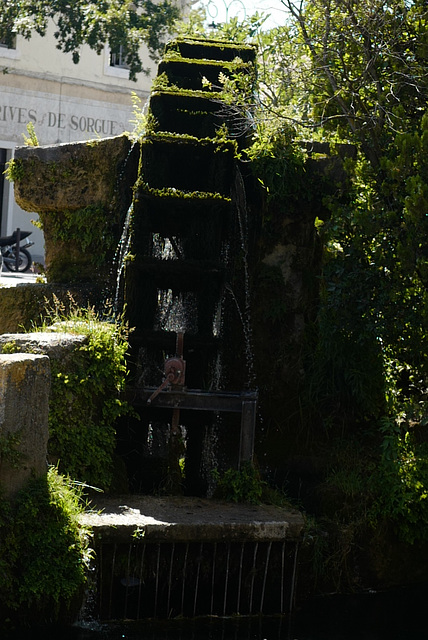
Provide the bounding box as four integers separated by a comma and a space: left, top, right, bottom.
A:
13, 135, 133, 213
136, 182, 231, 202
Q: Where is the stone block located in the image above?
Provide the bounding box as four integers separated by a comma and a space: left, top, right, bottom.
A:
13, 135, 136, 213
0, 331, 87, 362
12, 135, 140, 285
0, 353, 50, 499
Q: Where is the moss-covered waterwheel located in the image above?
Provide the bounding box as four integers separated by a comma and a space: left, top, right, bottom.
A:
122, 38, 257, 495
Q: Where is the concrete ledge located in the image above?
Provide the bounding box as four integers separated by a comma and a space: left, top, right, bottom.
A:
81, 495, 305, 544
0, 331, 87, 360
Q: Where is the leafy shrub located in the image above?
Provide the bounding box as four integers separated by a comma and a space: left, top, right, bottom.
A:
245, 127, 306, 206
38, 295, 131, 490
213, 462, 266, 504
370, 417, 428, 544
0, 467, 92, 625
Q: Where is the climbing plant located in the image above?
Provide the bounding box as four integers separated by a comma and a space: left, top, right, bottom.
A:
244, 125, 306, 207
38, 203, 116, 278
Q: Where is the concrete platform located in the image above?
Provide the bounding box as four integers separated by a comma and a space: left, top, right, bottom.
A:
81, 495, 305, 544
0, 270, 42, 287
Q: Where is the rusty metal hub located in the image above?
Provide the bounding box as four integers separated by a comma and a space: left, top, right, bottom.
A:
140, 332, 256, 469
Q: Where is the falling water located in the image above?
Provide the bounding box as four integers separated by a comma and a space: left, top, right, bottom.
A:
136, 543, 146, 619
108, 544, 117, 619
201, 426, 220, 498
102, 132, 141, 316
154, 289, 198, 334
232, 167, 256, 389
181, 542, 189, 615
236, 542, 245, 614
249, 541, 258, 614
123, 544, 132, 617
210, 542, 217, 615
113, 202, 133, 316
193, 543, 203, 617
281, 541, 286, 614
167, 543, 175, 616
152, 234, 183, 260
96, 540, 300, 620
116, 136, 141, 184
154, 543, 161, 617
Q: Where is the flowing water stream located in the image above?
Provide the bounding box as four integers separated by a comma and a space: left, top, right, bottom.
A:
4, 582, 428, 640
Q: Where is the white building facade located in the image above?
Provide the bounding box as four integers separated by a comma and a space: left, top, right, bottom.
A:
0, 22, 160, 264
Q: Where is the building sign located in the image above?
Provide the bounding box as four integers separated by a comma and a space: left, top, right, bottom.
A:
0, 89, 133, 145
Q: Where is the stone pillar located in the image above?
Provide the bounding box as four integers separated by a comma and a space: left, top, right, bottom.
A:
0, 353, 50, 499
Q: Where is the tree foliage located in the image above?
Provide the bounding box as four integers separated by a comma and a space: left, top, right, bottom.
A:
256, 4, 428, 533
199, 1, 428, 415
259, 1, 428, 160
0, 0, 181, 80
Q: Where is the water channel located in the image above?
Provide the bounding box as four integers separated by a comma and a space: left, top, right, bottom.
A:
4, 582, 428, 640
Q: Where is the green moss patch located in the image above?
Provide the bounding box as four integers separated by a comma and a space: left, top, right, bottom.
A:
39, 304, 130, 491
149, 91, 226, 137
164, 37, 256, 63
157, 58, 254, 92
13, 135, 133, 214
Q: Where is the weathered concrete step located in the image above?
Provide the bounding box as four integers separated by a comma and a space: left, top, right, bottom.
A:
0, 353, 50, 499
81, 495, 304, 544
